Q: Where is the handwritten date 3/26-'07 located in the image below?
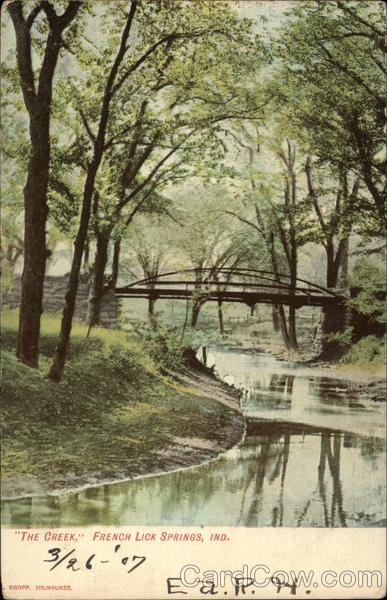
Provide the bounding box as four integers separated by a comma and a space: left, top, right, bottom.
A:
39, 531, 226, 574
43, 545, 146, 574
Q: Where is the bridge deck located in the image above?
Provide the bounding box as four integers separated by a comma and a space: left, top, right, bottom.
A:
115, 286, 345, 308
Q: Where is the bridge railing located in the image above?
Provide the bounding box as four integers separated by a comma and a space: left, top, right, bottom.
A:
116, 268, 342, 300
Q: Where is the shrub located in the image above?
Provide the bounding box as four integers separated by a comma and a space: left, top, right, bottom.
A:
326, 327, 353, 347
141, 323, 194, 371
342, 335, 386, 365
102, 343, 138, 377
348, 258, 386, 323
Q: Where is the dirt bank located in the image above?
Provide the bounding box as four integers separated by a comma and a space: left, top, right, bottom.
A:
1, 365, 244, 500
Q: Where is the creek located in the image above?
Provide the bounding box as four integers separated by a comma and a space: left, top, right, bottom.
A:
2, 348, 385, 527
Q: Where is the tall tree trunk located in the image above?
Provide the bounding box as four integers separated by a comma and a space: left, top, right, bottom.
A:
278, 305, 291, 350
326, 241, 340, 288
136, 252, 162, 323
287, 160, 298, 350
148, 293, 156, 317
318, 236, 350, 358
338, 237, 349, 288
191, 267, 205, 329
83, 238, 90, 273
47, 1, 138, 381
86, 237, 120, 336
17, 115, 50, 367
191, 301, 202, 328
148, 290, 157, 330
272, 305, 280, 332
180, 298, 189, 342
48, 163, 100, 380
269, 232, 291, 350
288, 251, 298, 350
9, 1, 81, 367
86, 232, 109, 327
288, 307, 298, 350
217, 298, 224, 336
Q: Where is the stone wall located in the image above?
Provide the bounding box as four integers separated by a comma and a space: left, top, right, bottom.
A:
2, 275, 118, 329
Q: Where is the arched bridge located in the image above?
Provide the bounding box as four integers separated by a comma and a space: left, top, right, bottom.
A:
115, 268, 346, 308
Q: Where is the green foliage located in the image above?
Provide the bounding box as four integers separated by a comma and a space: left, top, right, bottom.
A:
348, 258, 386, 322
101, 343, 142, 378
2, 0, 385, 370
342, 335, 386, 366
1, 260, 14, 293
326, 327, 353, 347
269, 0, 385, 234
141, 322, 195, 372
45, 0, 264, 249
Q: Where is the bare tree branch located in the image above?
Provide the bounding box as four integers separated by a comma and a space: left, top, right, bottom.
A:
25, 3, 43, 30
225, 210, 261, 233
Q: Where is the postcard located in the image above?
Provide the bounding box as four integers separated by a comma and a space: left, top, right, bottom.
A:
1, 0, 386, 598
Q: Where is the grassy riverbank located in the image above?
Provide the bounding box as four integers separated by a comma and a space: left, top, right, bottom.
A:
1, 309, 243, 499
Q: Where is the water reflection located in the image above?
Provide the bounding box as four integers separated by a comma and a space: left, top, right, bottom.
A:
2, 349, 385, 528
211, 348, 385, 439
2, 422, 385, 528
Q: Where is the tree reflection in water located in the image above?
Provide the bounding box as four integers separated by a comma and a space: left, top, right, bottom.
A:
238, 423, 382, 528
241, 426, 306, 527
2, 401, 385, 528
304, 432, 346, 527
